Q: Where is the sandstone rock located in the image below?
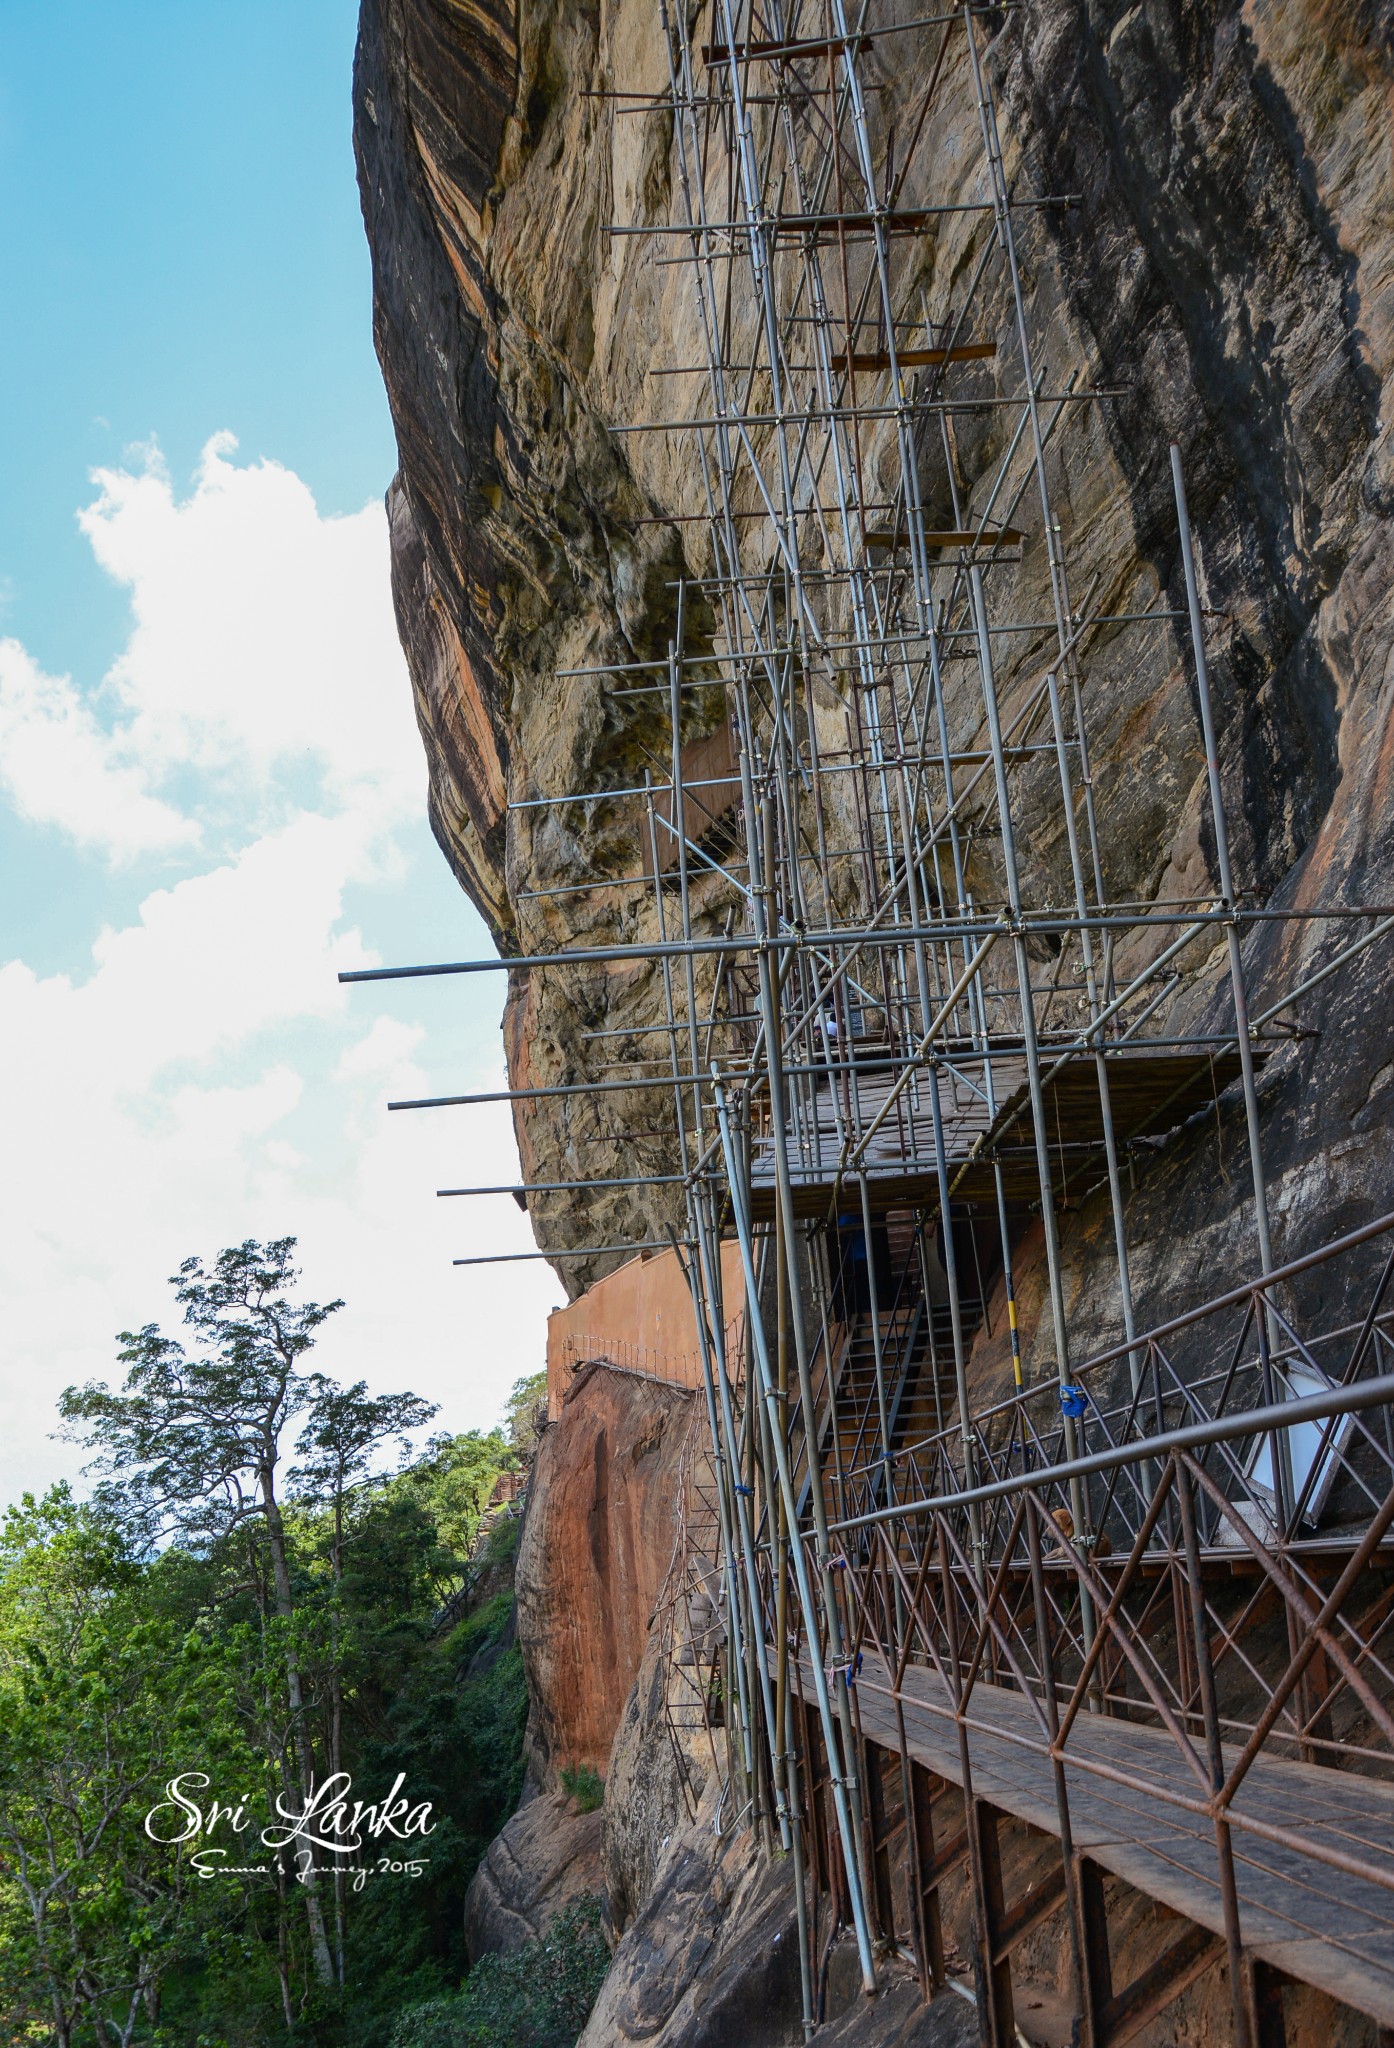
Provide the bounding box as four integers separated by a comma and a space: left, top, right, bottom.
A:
816, 1980, 980, 2048
601, 1564, 701, 1935
578, 1815, 801, 2047
462, 1787, 603, 1961
356, 0, 1394, 2029
515, 1362, 697, 1781
581, 1799, 978, 2048
356, 0, 1394, 1330
464, 1363, 698, 1976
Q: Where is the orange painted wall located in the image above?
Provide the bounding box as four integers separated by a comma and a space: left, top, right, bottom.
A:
545, 1242, 745, 1417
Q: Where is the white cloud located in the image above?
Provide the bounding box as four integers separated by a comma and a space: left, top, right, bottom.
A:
81, 434, 424, 810
0, 638, 195, 859
332, 1013, 425, 1083
0, 440, 555, 1503
0, 435, 426, 870
87, 815, 379, 1079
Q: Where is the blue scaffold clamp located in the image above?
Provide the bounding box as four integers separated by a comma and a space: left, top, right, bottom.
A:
733, 1482, 755, 1497
841, 1650, 864, 1690
1060, 1383, 1089, 1419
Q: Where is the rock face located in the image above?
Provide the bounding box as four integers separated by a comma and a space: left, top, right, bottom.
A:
354, 0, 1394, 2031
580, 1798, 981, 2048
464, 1362, 697, 1962
355, 0, 1394, 1314
462, 1788, 603, 1959
515, 1361, 696, 1780
599, 1595, 696, 1939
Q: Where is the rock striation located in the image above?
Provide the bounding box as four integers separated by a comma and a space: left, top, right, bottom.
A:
515, 1361, 697, 1781
462, 1788, 603, 1960
579, 1798, 983, 2048
354, 0, 1394, 2035
356, 0, 1394, 1308
463, 1361, 697, 1963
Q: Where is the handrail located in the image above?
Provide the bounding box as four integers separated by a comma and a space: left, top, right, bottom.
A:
828, 1368, 1394, 1530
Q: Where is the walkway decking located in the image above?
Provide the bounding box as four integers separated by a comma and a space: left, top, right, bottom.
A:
794, 1648, 1394, 2023
750, 1047, 1250, 1219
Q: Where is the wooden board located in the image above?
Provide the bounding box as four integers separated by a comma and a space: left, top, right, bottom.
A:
788, 1647, 1394, 2024
747, 1047, 1255, 1221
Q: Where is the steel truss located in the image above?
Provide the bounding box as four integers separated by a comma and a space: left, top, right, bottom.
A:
629, 6, 1394, 2033
345, 2, 1394, 2039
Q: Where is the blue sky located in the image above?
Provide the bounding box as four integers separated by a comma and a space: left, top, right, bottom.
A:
0, 1, 394, 970
0, 2, 554, 1500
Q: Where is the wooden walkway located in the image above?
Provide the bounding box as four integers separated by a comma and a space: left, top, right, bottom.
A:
795, 1648, 1394, 2024
750, 1047, 1250, 1219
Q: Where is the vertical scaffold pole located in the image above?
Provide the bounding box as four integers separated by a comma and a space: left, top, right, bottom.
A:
1171, 445, 1290, 1525
1169, 447, 1275, 1283
714, 1072, 879, 1994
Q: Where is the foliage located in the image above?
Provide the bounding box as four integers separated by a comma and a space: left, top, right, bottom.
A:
57, 1239, 422, 1995
385, 1897, 610, 2048
385, 1430, 514, 1594
58, 1238, 343, 1552
293, 1381, 438, 1519
0, 1489, 251, 2048
557, 1765, 604, 1815
502, 1374, 548, 1458
0, 1238, 543, 2047
330, 1593, 529, 2048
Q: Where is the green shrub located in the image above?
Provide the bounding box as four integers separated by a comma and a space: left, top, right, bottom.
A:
558, 1763, 604, 1813
388, 1895, 610, 2048
385, 1995, 473, 2048
481, 1510, 521, 1572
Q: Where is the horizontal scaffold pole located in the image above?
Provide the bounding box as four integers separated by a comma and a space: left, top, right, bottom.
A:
338, 902, 1394, 985
452, 1240, 691, 1267
437, 1175, 690, 1197
831, 1368, 1394, 1533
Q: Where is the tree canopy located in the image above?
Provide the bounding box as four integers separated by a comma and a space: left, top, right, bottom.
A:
0, 1237, 566, 2047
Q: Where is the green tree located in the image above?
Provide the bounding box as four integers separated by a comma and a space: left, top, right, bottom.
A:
0, 1251, 538, 2046
60, 1238, 343, 1987
502, 1374, 548, 1459
386, 1895, 609, 2048
388, 1432, 515, 1605
291, 1381, 437, 1983
0, 1490, 246, 2047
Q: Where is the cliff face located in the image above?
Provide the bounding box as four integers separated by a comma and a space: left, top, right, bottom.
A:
515, 1361, 696, 1780
461, 1362, 695, 1964
355, 0, 1394, 1315
354, 0, 1394, 2035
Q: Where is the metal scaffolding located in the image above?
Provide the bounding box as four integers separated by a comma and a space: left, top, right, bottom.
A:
346, 3, 1394, 2040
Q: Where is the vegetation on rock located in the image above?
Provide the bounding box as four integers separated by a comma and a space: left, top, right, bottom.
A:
385, 1896, 609, 2048
557, 1766, 604, 1816
0, 1243, 568, 2048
